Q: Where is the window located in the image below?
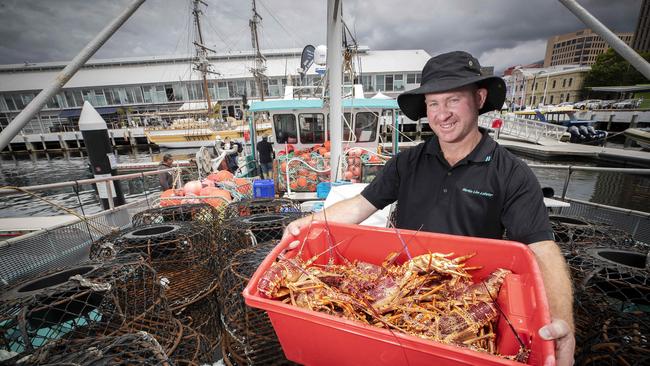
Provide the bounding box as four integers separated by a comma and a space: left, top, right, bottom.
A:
375, 75, 385, 92
552, 80, 557, 89
342, 112, 353, 141
568, 78, 573, 87
393, 74, 404, 91
299, 113, 326, 144
407, 73, 417, 84
3, 96, 15, 111
385, 75, 393, 91
353, 112, 378, 142
361, 75, 373, 92
217, 82, 229, 99
562, 79, 566, 88
566, 93, 570, 102
550, 95, 554, 104
560, 93, 564, 101
273, 114, 297, 143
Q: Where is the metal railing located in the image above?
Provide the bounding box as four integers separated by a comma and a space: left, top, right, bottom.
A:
479, 112, 568, 143
529, 163, 650, 244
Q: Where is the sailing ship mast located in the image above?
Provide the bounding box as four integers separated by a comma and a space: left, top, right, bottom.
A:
192, 0, 217, 114
249, 0, 267, 101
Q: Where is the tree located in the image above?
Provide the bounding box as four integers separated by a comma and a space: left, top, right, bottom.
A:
583, 49, 650, 88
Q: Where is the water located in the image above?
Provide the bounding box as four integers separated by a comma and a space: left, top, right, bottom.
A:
0, 147, 648, 218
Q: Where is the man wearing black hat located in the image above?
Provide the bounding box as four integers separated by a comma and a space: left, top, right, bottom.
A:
284, 51, 574, 365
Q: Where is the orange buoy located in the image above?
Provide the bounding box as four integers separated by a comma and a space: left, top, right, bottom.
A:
207, 170, 234, 182
160, 189, 184, 207
234, 177, 252, 195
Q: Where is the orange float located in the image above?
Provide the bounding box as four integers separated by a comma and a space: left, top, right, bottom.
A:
296, 177, 308, 188
199, 186, 231, 208
160, 189, 184, 207
207, 170, 234, 182
234, 177, 252, 195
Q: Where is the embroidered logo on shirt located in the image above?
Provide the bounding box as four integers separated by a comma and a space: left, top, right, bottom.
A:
462, 187, 494, 198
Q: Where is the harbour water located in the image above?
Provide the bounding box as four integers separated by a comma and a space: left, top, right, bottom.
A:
0, 146, 648, 218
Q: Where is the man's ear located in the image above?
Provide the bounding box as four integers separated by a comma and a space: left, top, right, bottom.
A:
476, 88, 488, 109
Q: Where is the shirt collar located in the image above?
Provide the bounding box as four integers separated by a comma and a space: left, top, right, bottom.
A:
424, 127, 497, 164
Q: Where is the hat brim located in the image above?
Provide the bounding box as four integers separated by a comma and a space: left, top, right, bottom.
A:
397, 75, 506, 121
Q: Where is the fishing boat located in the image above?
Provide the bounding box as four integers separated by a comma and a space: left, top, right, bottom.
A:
623, 127, 650, 149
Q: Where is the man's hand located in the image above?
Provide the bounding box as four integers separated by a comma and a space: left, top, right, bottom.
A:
539, 318, 575, 366
281, 215, 315, 250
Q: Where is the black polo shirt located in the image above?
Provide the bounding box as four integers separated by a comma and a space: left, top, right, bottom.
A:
361, 128, 553, 244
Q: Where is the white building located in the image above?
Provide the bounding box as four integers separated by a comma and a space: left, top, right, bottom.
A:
0, 47, 430, 134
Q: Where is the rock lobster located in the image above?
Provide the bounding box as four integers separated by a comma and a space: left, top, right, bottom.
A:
257, 248, 526, 360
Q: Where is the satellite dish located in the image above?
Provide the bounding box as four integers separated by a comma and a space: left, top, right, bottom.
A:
314, 45, 327, 66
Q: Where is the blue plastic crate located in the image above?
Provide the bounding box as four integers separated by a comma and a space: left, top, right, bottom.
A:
316, 182, 331, 199
253, 179, 275, 198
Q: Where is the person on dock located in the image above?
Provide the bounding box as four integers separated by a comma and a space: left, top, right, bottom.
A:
284, 51, 575, 365
256, 136, 275, 179
158, 153, 174, 190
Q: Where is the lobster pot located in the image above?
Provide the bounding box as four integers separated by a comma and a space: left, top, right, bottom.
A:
222, 198, 301, 221
0, 254, 181, 358
12, 332, 172, 366
171, 279, 222, 352
90, 222, 221, 346
217, 212, 303, 271
169, 325, 213, 366
219, 242, 293, 365
565, 243, 650, 308
550, 215, 641, 253
90, 222, 214, 272
573, 289, 650, 365
132, 203, 220, 228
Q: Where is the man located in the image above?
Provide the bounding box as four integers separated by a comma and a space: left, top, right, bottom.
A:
158, 153, 174, 190
256, 136, 275, 179
284, 51, 574, 366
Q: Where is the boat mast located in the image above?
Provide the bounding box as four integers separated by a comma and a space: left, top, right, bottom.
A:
250, 0, 267, 101
327, 0, 343, 182
192, 0, 216, 114
0, 0, 145, 152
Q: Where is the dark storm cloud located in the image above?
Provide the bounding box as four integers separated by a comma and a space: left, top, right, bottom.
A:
0, 0, 641, 73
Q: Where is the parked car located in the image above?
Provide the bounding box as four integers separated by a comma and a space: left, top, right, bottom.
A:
586, 100, 602, 109
599, 100, 617, 109
613, 99, 641, 109
557, 101, 574, 108
573, 99, 600, 110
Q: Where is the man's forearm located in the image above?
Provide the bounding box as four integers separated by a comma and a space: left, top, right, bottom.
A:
529, 240, 574, 329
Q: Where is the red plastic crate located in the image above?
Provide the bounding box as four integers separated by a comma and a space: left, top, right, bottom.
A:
243, 222, 554, 366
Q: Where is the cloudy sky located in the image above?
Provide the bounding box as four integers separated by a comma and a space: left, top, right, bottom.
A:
0, 0, 641, 74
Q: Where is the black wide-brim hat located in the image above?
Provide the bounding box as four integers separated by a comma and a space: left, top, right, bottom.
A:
397, 51, 506, 120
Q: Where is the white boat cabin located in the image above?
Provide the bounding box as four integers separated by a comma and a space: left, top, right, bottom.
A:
249, 98, 399, 153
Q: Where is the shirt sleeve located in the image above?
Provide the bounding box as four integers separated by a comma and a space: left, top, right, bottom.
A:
501, 163, 554, 244
360, 154, 400, 210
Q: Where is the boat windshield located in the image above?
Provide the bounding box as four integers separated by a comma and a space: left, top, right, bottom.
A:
354, 112, 378, 142
273, 114, 298, 144
299, 113, 326, 144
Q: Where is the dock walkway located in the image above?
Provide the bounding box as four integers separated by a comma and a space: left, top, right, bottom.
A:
497, 136, 650, 166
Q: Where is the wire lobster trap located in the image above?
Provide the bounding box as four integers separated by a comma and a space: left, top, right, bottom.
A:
221, 198, 301, 221
132, 203, 220, 227
89, 222, 214, 273
10, 332, 172, 366
0, 254, 181, 358
90, 222, 221, 347
550, 215, 643, 252
219, 242, 295, 365
565, 243, 650, 309
170, 324, 213, 366
574, 289, 650, 365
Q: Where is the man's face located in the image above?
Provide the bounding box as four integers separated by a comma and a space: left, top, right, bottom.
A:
424, 85, 487, 145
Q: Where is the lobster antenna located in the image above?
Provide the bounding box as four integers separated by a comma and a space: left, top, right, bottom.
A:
481, 281, 527, 350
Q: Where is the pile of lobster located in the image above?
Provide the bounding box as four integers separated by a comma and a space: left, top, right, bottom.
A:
258, 249, 529, 361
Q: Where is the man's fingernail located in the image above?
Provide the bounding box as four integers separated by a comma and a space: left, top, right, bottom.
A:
539, 327, 551, 339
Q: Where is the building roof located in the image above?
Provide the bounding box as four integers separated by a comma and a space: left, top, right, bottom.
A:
0, 48, 431, 93
590, 85, 650, 92
249, 98, 398, 112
